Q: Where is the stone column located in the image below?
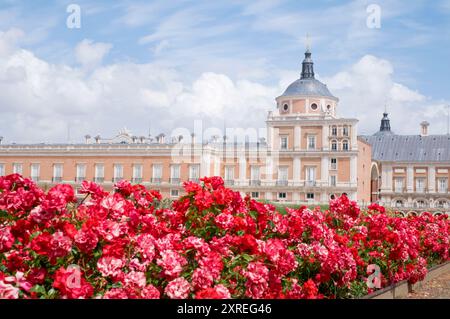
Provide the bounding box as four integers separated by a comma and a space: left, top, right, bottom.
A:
428, 166, 435, 193
322, 125, 329, 151
239, 155, 247, 185
351, 124, 358, 150
321, 156, 329, 186
293, 157, 301, 186
407, 165, 414, 192
350, 156, 357, 187
294, 126, 301, 150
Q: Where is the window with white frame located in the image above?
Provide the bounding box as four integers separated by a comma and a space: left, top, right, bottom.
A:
53, 164, 63, 181
189, 164, 200, 180
331, 126, 337, 136
330, 175, 336, 187
438, 178, 448, 193
306, 167, 316, 185
307, 135, 316, 150
113, 164, 123, 181
280, 136, 288, 150
94, 164, 104, 182
250, 166, 260, 182
225, 166, 234, 182
153, 164, 163, 181
171, 164, 180, 179
13, 163, 23, 175
343, 126, 349, 136
330, 158, 337, 170
170, 189, 179, 197
0, 163, 4, 176
76, 164, 86, 181
278, 167, 288, 184
251, 191, 259, 198
342, 140, 349, 151
133, 164, 143, 182
394, 178, 404, 192
30, 163, 40, 181
331, 140, 337, 151
415, 178, 425, 192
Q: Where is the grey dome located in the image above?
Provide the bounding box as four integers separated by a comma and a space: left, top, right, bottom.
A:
279, 49, 337, 100
281, 78, 337, 99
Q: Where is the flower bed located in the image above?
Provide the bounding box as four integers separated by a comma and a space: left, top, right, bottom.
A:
0, 174, 448, 299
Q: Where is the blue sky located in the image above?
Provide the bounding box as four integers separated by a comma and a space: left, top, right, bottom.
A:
0, 0, 449, 142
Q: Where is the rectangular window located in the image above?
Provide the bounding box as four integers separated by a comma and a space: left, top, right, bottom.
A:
306, 167, 316, 186
415, 178, 425, 192
307, 135, 316, 150
189, 164, 200, 181
152, 164, 163, 183
330, 175, 336, 187
31, 164, 40, 181
113, 164, 123, 182
306, 193, 314, 200
95, 164, 104, 183
343, 126, 349, 136
170, 189, 179, 197
170, 164, 181, 184
438, 178, 448, 193
330, 158, 337, 170
278, 192, 287, 199
76, 164, 86, 182
331, 126, 337, 136
225, 166, 234, 184
278, 166, 288, 183
394, 178, 404, 192
53, 164, 63, 182
250, 166, 260, 184
0, 163, 4, 176
280, 136, 288, 150
13, 163, 23, 175
132, 164, 143, 183
342, 140, 349, 151
251, 191, 259, 198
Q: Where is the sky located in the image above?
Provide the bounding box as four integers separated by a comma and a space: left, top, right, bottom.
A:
0, 0, 450, 143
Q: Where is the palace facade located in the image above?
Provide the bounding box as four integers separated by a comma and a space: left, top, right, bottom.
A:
0, 49, 448, 214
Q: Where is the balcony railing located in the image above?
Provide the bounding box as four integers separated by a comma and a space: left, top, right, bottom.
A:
305, 181, 317, 187
75, 177, 85, 183
131, 178, 143, 183
52, 177, 62, 183
94, 177, 104, 183
437, 188, 448, 194
225, 180, 235, 186
394, 187, 407, 193
189, 178, 200, 183
170, 178, 181, 185
250, 180, 261, 186
276, 180, 288, 186
31, 176, 40, 182
112, 177, 123, 183
151, 178, 162, 184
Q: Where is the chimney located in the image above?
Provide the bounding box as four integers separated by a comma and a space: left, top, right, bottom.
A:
191, 133, 196, 144
420, 121, 429, 136
0, 136, 3, 145
84, 135, 91, 144
95, 135, 101, 144
132, 136, 137, 143
140, 136, 145, 143
157, 133, 165, 144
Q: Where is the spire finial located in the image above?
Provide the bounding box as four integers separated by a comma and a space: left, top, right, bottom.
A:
305, 33, 311, 52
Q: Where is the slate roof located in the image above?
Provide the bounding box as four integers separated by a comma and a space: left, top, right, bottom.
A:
359, 135, 450, 162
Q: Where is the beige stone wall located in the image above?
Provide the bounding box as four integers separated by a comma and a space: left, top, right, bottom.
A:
357, 139, 372, 202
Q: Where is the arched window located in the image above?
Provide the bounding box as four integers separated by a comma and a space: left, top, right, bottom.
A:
331, 140, 338, 151
342, 140, 349, 151
436, 200, 448, 209
395, 200, 403, 208
414, 200, 426, 208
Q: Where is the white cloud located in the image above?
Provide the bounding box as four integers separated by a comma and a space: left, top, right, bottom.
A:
75, 39, 113, 69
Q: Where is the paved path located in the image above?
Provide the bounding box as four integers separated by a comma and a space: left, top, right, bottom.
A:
405, 270, 450, 299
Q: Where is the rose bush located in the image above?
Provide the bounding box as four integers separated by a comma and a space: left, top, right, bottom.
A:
0, 174, 448, 299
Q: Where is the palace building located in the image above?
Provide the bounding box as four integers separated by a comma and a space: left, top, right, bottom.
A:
0, 49, 448, 214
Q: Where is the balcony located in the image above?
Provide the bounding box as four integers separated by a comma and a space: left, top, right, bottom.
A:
112, 177, 124, 183
250, 180, 261, 186
437, 188, 448, 194
305, 181, 317, 187
170, 178, 181, 185
31, 176, 40, 182
131, 178, 143, 183
52, 177, 62, 183
393, 187, 407, 193
75, 177, 85, 183
189, 178, 200, 183
276, 180, 288, 186
225, 180, 235, 186
94, 177, 104, 183
151, 178, 162, 184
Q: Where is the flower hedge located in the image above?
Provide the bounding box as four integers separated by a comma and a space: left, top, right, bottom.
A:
0, 174, 448, 299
